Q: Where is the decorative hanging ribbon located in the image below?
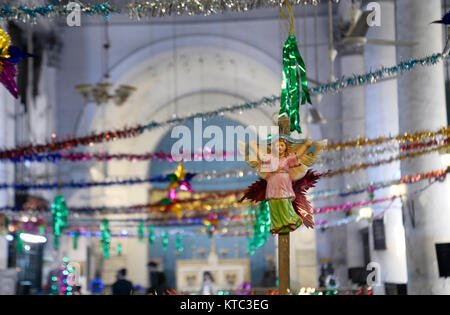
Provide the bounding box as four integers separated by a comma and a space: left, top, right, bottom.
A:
51, 195, 69, 250
148, 225, 155, 245
16, 229, 24, 254
247, 201, 271, 254
100, 218, 111, 258
73, 231, 79, 250
138, 220, 144, 242
162, 230, 169, 250
246, 208, 256, 256
176, 234, 184, 253
279, 1, 311, 134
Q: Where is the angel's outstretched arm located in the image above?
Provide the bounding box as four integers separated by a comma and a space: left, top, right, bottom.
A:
294, 139, 312, 160
238, 141, 260, 169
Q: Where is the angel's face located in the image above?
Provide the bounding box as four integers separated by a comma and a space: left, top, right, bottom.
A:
277, 140, 287, 156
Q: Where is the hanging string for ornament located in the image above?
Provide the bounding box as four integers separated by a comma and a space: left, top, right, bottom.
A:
279, 0, 312, 134
51, 195, 69, 250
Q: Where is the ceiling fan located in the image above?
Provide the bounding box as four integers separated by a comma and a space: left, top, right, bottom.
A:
304, 11, 417, 49
339, 9, 417, 48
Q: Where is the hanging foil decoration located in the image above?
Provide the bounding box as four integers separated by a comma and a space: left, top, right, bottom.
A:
128, 0, 320, 20
51, 195, 69, 250
116, 243, 122, 256
247, 238, 255, 257
39, 221, 46, 235
0, 26, 32, 99
160, 162, 195, 218
0, 2, 116, 22
203, 212, 219, 239
247, 202, 271, 256
138, 220, 144, 242
279, 2, 311, 134
73, 231, 79, 250
176, 234, 184, 253
246, 209, 255, 256
253, 201, 271, 249
162, 230, 168, 251
100, 218, 111, 258
148, 225, 155, 245
16, 229, 24, 254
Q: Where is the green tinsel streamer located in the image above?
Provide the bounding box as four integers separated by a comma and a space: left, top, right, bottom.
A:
116, 243, 122, 256
16, 229, 24, 254
0, 2, 117, 22
247, 237, 255, 256
247, 201, 271, 256
100, 218, 111, 259
279, 35, 311, 134
138, 220, 144, 242
73, 231, 79, 250
176, 234, 183, 253
162, 231, 168, 251
246, 210, 255, 256
51, 195, 69, 250
148, 225, 155, 245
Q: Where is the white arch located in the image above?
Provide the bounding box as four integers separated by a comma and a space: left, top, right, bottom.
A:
108, 33, 282, 84
77, 34, 282, 138
79, 36, 283, 208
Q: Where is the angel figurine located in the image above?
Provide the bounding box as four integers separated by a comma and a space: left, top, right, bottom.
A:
239, 115, 326, 234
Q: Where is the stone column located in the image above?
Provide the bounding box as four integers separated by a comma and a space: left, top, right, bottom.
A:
290, 228, 318, 289
396, 0, 450, 294
340, 52, 369, 278
28, 32, 61, 202
322, 0, 369, 288
364, 0, 408, 294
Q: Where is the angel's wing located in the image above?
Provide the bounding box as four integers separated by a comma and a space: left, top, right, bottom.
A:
238, 140, 270, 179
239, 178, 267, 203
238, 140, 258, 166
292, 170, 321, 229
300, 139, 327, 167
289, 139, 327, 181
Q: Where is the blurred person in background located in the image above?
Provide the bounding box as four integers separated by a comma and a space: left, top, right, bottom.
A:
201, 271, 215, 295
112, 268, 133, 295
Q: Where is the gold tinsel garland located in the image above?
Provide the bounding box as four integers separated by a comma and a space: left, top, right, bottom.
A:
325, 126, 450, 151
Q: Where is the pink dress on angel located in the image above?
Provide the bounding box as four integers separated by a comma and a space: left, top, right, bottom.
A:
259, 152, 303, 233
261, 152, 298, 200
